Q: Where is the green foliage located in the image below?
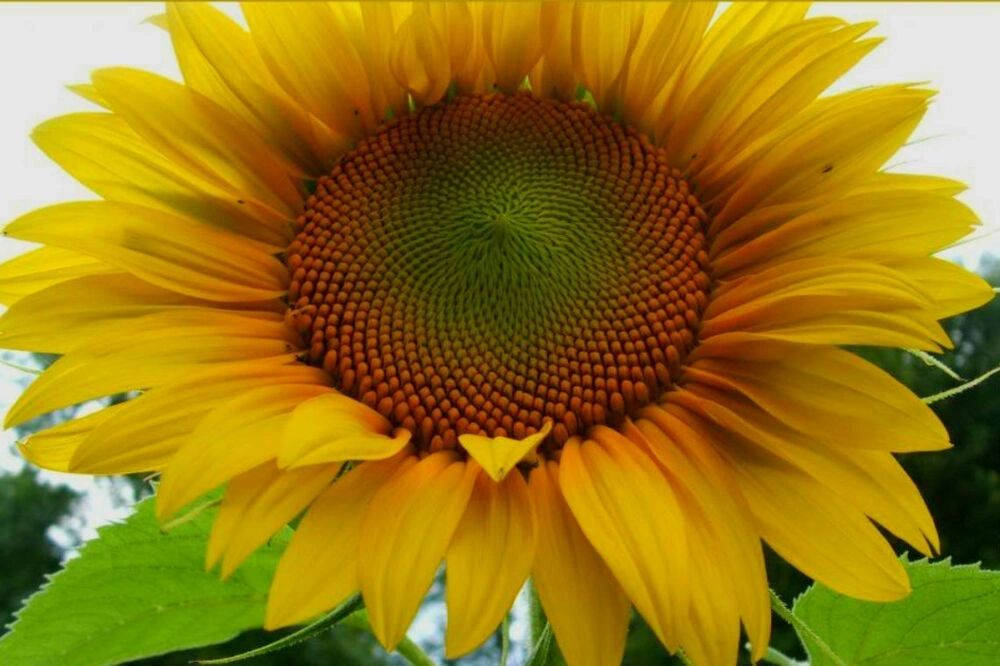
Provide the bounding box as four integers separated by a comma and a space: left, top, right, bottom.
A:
791, 558, 1000, 665
0, 495, 288, 666
0, 469, 78, 628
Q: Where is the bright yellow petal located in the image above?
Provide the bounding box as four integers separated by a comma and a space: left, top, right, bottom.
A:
214, 462, 340, 577
687, 340, 950, 453
71, 361, 325, 475
266, 453, 411, 629
165, 3, 337, 174
709, 85, 932, 227
426, 2, 482, 93
482, 2, 558, 93
570, 2, 644, 112
5, 311, 296, 429
445, 469, 536, 658
658, 2, 808, 136
242, 2, 376, 136
892, 257, 995, 318
0, 246, 112, 307
673, 386, 938, 562
629, 413, 770, 661
5, 201, 287, 302
713, 190, 978, 276
91, 67, 303, 213
621, 2, 715, 126
278, 392, 409, 468
720, 431, 910, 601
17, 406, 122, 473
390, 6, 452, 107
529, 460, 630, 666
458, 420, 551, 482
32, 112, 291, 245
560, 428, 689, 652
701, 257, 950, 351
359, 451, 478, 651
0, 273, 260, 353
156, 383, 329, 520
528, 1, 575, 101
672, 20, 878, 177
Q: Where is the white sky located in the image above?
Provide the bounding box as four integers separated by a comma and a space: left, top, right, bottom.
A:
0, 3, 998, 534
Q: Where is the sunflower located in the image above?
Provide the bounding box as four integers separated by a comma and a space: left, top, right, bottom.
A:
2, 2, 993, 664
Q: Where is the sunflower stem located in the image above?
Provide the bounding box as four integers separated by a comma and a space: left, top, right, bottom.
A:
769, 589, 845, 666
758, 646, 807, 666
340, 611, 437, 666
499, 613, 511, 665
527, 580, 546, 647
921, 363, 1000, 404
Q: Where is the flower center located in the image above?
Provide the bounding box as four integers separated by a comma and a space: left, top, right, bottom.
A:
286, 93, 710, 452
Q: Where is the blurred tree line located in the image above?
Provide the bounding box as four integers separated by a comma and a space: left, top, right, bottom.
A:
2, 258, 997, 665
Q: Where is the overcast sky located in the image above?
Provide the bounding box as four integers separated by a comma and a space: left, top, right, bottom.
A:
0, 3, 998, 533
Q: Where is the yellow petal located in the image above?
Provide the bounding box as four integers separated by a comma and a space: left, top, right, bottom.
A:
445, 469, 537, 658
713, 190, 978, 275
359, 451, 478, 650
458, 420, 551, 482
5, 201, 287, 302
32, 112, 291, 245
165, 3, 336, 174
390, 6, 452, 106
5, 311, 296, 429
0, 246, 112, 307
529, 460, 630, 666
621, 2, 714, 126
92, 67, 303, 213
266, 453, 411, 629
426, 2, 482, 93
242, 2, 375, 136
671, 20, 877, 176
0, 273, 246, 353
720, 429, 910, 601
528, 1, 575, 101
214, 462, 341, 577
710, 85, 932, 228
67, 82, 109, 108
17, 406, 122, 473
560, 428, 689, 652
687, 341, 950, 453
278, 392, 409, 468
892, 257, 995, 318
673, 386, 939, 561
482, 2, 559, 93
72, 361, 325, 475
701, 257, 950, 351
156, 383, 329, 520
629, 412, 770, 661
571, 2, 644, 112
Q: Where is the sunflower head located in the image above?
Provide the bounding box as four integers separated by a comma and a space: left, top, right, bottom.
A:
2, 3, 994, 665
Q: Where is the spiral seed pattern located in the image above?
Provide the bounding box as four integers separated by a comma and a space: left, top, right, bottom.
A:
285, 93, 710, 452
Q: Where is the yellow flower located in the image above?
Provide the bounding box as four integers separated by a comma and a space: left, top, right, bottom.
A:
2, 3, 994, 664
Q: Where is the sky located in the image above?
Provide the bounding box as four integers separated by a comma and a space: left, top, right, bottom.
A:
0, 2, 998, 535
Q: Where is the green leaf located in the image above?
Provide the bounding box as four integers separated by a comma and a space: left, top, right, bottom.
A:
0, 495, 290, 666
791, 558, 1000, 665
